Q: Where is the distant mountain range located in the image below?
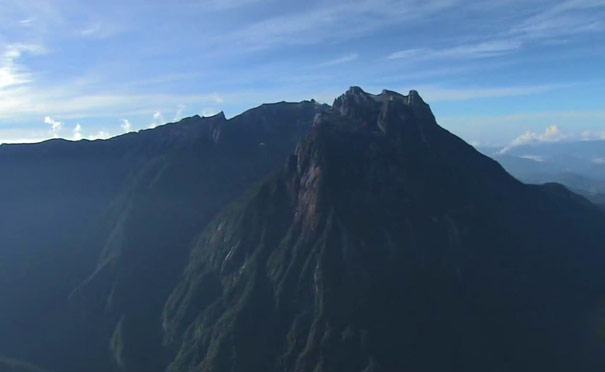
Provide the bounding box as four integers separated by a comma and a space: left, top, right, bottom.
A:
481, 141, 605, 207
1, 88, 604, 372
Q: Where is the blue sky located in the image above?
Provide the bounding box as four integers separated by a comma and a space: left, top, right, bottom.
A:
1, 0, 604, 147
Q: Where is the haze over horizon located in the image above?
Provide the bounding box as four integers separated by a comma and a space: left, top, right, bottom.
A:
1, 0, 604, 146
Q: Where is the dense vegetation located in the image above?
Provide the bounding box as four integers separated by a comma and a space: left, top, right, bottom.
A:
1, 88, 604, 371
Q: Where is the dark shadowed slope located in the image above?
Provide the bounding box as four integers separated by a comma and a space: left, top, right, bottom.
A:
0, 101, 326, 372
163, 88, 605, 372
0, 357, 49, 372
68, 100, 327, 372
0, 112, 227, 368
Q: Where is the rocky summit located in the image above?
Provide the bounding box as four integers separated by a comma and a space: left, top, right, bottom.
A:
163, 88, 605, 372
1, 88, 605, 372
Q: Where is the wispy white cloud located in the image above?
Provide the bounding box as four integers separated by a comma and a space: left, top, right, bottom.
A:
88, 130, 111, 140
201, 0, 263, 10
4, 43, 46, 59
73, 123, 82, 140
499, 125, 570, 154
44, 116, 63, 137
149, 111, 165, 128
79, 21, 123, 39
443, 110, 605, 125
314, 53, 359, 68
388, 40, 521, 61
173, 104, 185, 121
0, 88, 224, 121
439, 109, 605, 147
415, 83, 566, 102
512, 125, 567, 146
0, 128, 49, 145
499, 125, 577, 153
210, 93, 224, 104
202, 108, 219, 117
386, 1, 605, 63
120, 119, 132, 133
220, 0, 457, 50
520, 155, 545, 162
0, 63, 27, 90
507, 0, 605, 41
0, 0, 602, 147
0, 44, 45, 90
581, 129, 605, 140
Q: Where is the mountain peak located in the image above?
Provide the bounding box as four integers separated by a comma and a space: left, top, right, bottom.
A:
336, 86, 426, 106
345, 85, 368, 95
317, 87, 436, 141
162, 86, 605, 372
203, 110, 226, 120
406, 88, 422, 100
332, 86, 376, 114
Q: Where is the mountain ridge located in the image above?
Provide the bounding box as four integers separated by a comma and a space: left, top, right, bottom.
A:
162, 87, 605, 371
1, 88, 604, 372
0, 99, 326, 372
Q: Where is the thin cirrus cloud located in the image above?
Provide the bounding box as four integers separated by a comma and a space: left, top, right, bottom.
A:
0, 0, 603, 145
202, 0, 263, 10
507, 0, 605, 40
388, 40, 522, 61
0, 90, 224, 120
173, 104, 185, 121
415, 83, 566, 102
219, 0, 457, 50
313, 53, 359, 68
79, 22, 122, 39
387, 0, 605, 62
0, 44, 45, 89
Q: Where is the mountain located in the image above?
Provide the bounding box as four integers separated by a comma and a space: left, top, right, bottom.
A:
2, 87, 605, 372
163, 88, 605, 371
0, 101, 326, 372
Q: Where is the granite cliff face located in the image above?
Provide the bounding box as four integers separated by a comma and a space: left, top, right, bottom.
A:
163, 88, 605, 372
